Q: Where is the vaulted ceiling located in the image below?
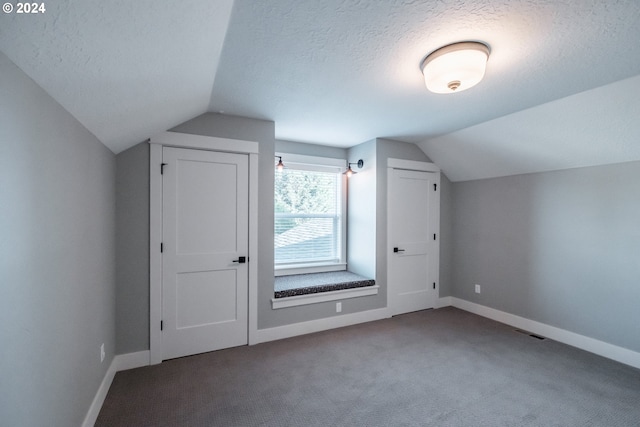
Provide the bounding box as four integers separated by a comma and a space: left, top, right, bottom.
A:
0, 0, 234, 153
2, 0, 640, 181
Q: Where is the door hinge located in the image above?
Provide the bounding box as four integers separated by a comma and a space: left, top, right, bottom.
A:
433, 234, 437, 240
160, 242, 163, 253
161, 163, 167, 174
433, 282, 436, 289
160, 320, 163, 331
434, 183, 437, 191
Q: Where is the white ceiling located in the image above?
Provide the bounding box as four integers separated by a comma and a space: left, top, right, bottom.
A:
418, 74, 640, 181
0, 0, 234, 154
2, 0, 640, 180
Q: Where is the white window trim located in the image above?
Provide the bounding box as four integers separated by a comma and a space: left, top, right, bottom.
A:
275, 262, 347, 277
274, 152, 347, 274
276, 153, 345, 169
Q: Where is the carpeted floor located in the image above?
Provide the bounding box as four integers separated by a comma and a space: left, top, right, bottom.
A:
96, 308, 640, 426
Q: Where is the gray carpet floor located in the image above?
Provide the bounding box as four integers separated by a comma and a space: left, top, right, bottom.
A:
96, 308, 640, 426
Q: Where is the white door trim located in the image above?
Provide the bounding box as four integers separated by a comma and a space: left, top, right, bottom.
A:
386, 159, 440, 314
151, 130, 259, 154
148, 131, 259, 365
387, 158, 440, 173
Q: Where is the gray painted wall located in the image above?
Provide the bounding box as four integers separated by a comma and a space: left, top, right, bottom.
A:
347, 140, 377, 281
276, 139, 347, 159
439, 174, 454, 297
115, 116, 451, 349
0, 52, 116, 427
173, 114, 386, 328
116, 142, 150, 353
451, 161, 640, 352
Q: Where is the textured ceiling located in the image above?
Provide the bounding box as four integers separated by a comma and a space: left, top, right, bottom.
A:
2, 0, 640, 180
418, 75, 640, 181
211, 0, 640, 179
0, 0, 234, 154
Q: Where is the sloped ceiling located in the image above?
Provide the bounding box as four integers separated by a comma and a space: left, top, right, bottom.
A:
2, 0, 640, 180
418, 75, 640, 181
210, 0, 640, 180
0, 0, 234, 154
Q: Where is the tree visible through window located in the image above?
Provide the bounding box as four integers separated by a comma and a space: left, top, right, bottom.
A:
274, 166, 343, 268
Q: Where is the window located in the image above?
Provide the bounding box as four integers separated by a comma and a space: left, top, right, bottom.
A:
274, 154, 346, 275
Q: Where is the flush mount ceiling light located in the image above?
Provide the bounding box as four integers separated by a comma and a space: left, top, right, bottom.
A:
421, 41, 490, 94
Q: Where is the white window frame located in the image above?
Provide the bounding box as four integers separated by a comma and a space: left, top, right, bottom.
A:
274, 153, 347, 276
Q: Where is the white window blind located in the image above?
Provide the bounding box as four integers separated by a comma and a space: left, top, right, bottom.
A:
274, 162, 344, 268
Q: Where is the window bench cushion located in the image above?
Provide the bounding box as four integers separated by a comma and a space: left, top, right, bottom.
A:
274, 271, 376, 299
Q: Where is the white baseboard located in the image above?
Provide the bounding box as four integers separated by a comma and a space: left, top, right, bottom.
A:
252, 308, 391, 345
255, 298, 452, 344
435, 296, 452, 308
450, 297, 640, 370
84, 300, 640, 425
82, 351, 150, 427
82, 359, 117, 427
113, 350, 150, 371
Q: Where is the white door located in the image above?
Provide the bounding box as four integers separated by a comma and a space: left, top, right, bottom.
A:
162, 147, 249, 360
388, 168, 439, 315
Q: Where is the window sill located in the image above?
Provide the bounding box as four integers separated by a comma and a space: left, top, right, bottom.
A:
272, 271, 377, 309
275, 263, 346, 277
272, 285, 379, 309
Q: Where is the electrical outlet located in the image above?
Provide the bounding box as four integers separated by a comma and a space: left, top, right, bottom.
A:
475, 284, 481, 294
336, 302, 342, 313
100, 343, 105, 363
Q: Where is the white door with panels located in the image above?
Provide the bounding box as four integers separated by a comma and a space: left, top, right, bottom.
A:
161, 147, 249, 360
388, 167, 439, 316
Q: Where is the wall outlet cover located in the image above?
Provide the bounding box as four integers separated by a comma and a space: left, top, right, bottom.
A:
475, 284, 481, 294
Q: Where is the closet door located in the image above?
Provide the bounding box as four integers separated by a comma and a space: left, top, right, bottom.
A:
161, 147, 248, 360
388, 168, 439, 315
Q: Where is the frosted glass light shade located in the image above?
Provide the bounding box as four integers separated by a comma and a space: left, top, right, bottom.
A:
421, 42, 490, 94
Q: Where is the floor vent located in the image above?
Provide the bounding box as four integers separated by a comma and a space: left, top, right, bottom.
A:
514, 329, 546, 340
